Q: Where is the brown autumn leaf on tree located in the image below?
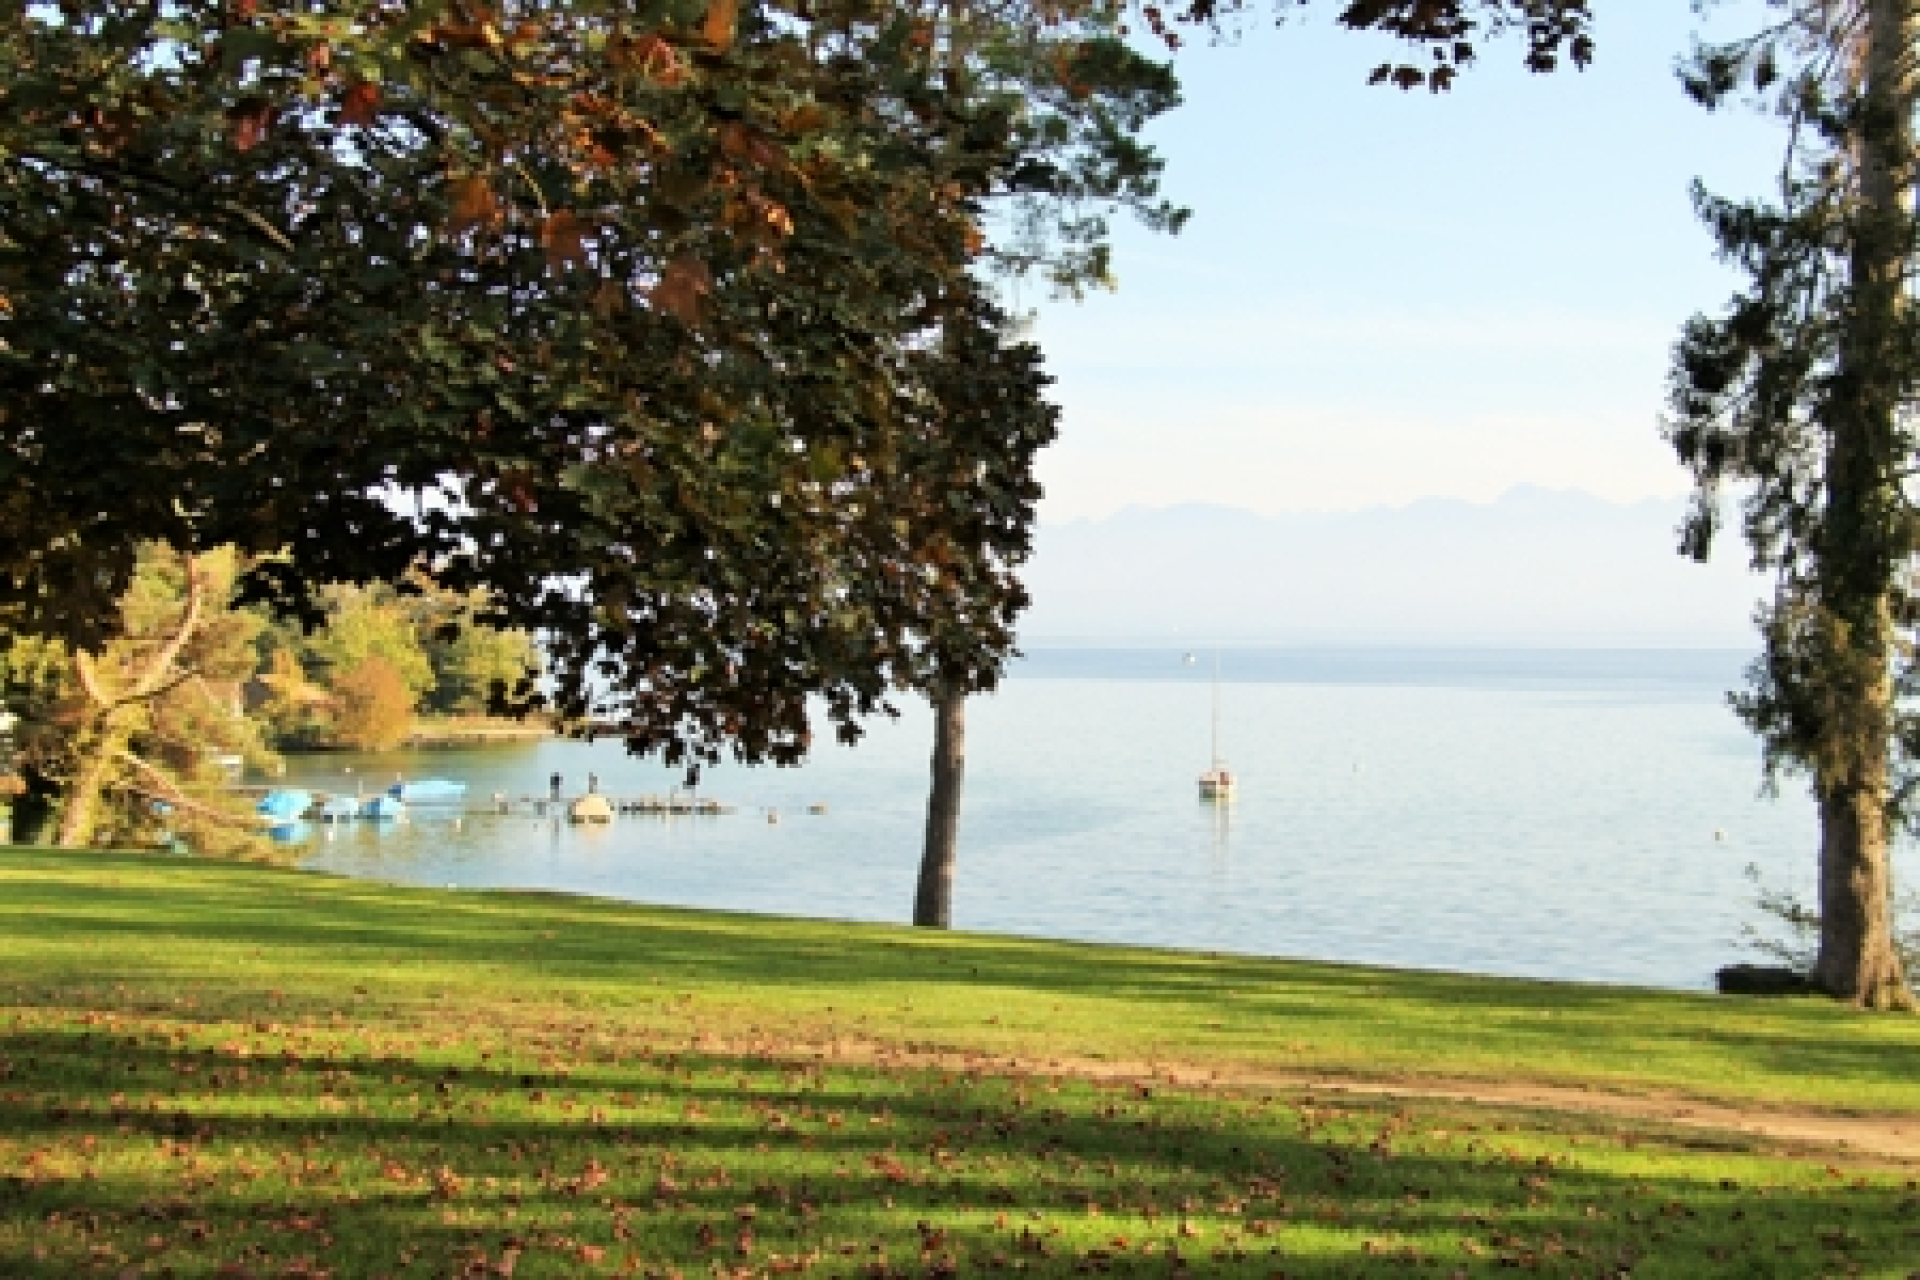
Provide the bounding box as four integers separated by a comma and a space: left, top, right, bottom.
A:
649, 255, 711, 323
778, 102, 829, 136
226, 97, 273, 151
540, 209, 590, 271
702, 0, 738, 52
427, 13, 506, 50
719, 122, 790, 176
445, 176, 501, 236
605, 31, 679, 82
337, 79, 380, 126
589, 279, 627, 317
635, 34, 687, 86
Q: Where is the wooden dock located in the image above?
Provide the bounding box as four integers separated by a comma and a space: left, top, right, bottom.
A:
231, 787, 737, 819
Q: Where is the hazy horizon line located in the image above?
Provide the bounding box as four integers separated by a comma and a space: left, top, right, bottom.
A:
1039, 482, 1699, 527
1014, 634, 1757, 651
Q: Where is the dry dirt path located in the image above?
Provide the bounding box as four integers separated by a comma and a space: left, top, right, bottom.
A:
692, 1031, 1920, 1165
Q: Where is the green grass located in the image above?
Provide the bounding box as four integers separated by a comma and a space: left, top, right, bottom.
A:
1, 847, 1917, 1277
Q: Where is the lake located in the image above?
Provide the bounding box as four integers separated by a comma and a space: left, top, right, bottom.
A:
267, 647, 1820, 993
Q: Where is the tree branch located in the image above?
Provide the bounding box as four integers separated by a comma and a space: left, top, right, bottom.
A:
18, 145, 298, 255
112, 748, 260, 830
131, 556, 206, 701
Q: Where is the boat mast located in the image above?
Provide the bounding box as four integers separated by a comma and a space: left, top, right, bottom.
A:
1211, 649, 1222, 769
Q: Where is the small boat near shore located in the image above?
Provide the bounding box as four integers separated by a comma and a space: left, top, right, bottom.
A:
256, 789, 313, 825
388, 779, 466, 804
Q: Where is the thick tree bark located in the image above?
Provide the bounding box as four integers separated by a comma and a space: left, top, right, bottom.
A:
1810, 0, 1916, 1009
54, 722, 120, 848
914, 687, 965, 928
1814, 773, 1910, 1007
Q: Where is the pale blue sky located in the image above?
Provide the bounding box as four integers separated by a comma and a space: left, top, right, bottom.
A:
1027, 3, 1786, 522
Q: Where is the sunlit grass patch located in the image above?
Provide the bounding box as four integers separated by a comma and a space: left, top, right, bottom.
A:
0, 847, 1917, 1276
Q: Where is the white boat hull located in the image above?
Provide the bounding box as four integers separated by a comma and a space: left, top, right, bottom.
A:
1197, 768, 1235, 801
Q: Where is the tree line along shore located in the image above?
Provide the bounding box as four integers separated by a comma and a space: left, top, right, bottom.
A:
0, 545, 542, 851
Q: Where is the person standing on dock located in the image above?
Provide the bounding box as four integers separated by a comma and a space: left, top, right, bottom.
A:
549, 772, 562, 801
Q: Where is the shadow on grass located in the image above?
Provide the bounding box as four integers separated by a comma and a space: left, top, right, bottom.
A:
0, 1015, 1913, 1278
9, 848, 1920, 1115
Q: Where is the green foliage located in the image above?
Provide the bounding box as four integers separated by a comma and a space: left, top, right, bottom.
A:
250, 578, 539, 740
1, 0, 1589, 774
253, 645, 332, 748
0, 5, 465, 643
423, 620, 541, 717
1167, 1, 1592, 92
299, 584, 436, 705
327, 654, 416, 751
3, 546, 274, 852
1666, 6, 1918, 1006
1, 0, 1185, 774
1666, 11, 1920, 806
408, 584, 542, 716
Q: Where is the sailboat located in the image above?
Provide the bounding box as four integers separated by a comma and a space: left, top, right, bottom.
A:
1197, 650, 1235, 801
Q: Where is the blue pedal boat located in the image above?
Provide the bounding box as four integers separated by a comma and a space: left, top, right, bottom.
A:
256, 789, 313, 825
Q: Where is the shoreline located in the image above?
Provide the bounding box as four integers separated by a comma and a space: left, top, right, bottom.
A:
402, 718, 557, 747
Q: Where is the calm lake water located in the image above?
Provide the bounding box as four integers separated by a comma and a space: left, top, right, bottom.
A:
268, 647, 1822, 993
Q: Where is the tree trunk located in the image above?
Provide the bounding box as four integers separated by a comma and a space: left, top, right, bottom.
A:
915, 687, 965, 928
54, 723, 118, 849
1813, 775, 1911, 1007
11, 768, 60, 846
1810, 0, 1916, 1010
45, 555, 212, 853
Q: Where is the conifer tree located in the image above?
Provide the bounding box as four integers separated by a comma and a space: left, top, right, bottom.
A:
1668, 0, 1917, 1009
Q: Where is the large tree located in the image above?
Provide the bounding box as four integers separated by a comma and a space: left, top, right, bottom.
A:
1668, 0, 1917, 1009
2, 0, 1590, 742
906, 294, 1060, 927
3, 0, 1182, 778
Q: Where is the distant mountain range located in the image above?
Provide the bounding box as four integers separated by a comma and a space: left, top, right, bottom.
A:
1018, 487, 1767, 647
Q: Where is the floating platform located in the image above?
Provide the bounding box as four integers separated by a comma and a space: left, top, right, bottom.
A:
316, 796, 358, 822
234, 785, 755, 821
568, 794, 613, 824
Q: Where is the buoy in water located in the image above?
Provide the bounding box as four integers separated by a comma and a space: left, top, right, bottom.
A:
569, 794, 614, 824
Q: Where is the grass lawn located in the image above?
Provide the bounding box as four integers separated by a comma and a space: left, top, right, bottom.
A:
1, 847, 1916, 1277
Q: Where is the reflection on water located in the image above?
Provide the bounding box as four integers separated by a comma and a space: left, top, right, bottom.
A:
266, 650, 1819, 993
1203, 800, 1231, 876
